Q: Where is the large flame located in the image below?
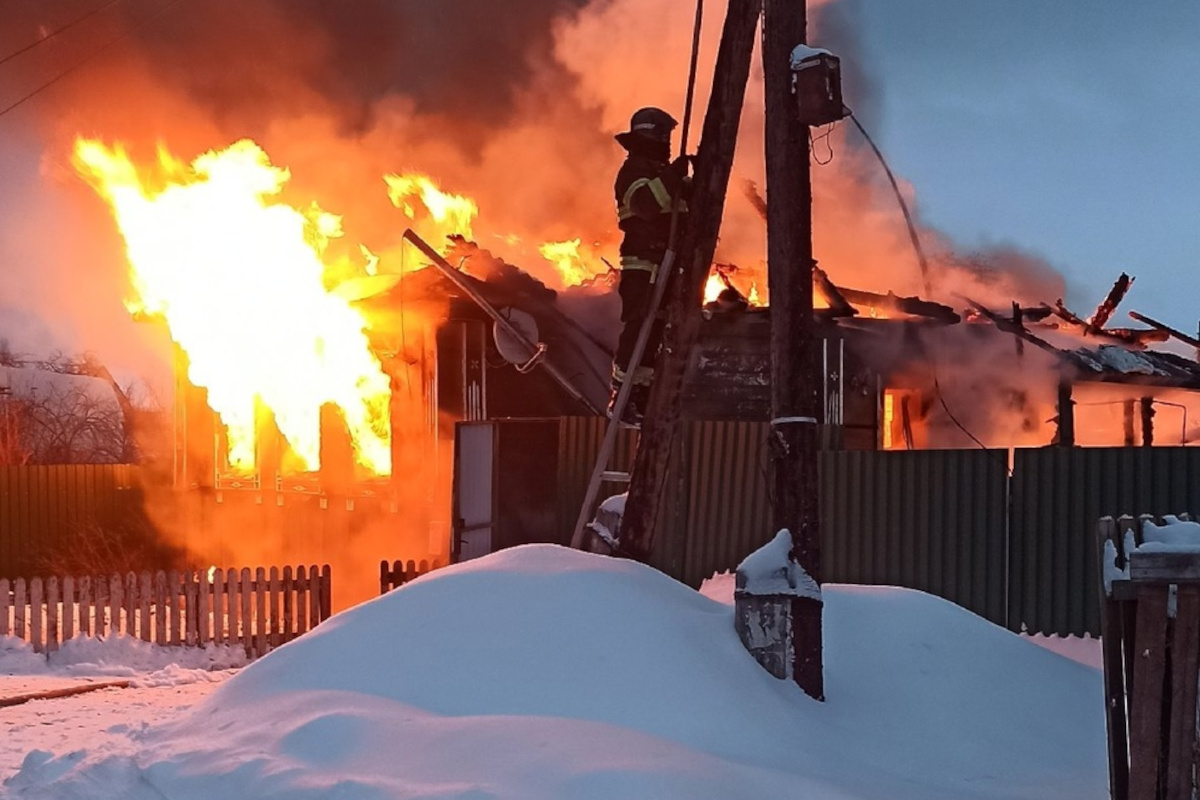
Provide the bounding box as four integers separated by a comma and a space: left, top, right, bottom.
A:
73, 138, 392, 475
385, 173, 477, 255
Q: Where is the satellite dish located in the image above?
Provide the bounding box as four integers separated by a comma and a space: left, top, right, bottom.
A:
493, 307, 540, 365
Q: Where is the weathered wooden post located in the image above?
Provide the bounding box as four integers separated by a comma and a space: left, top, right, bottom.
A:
735, 531, 821, 680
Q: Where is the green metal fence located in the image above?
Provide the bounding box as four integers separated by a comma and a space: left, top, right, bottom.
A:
1008, 447, 1200, 636
0, 464, 141, 578
538, 418, 1200, 637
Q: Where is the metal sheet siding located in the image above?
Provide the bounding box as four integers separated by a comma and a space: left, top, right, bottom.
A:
0, 464, 140, 578
673, 421, 772, 587
1009, 446, 1200, 636
819, 449, 1009, 626
555, 417, 638, 539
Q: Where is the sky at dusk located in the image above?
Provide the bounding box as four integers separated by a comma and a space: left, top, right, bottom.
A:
845, 0, 1200, 332
0, 0, 1198, 377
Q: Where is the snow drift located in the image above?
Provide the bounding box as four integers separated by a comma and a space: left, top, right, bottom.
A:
4, 544, 1106, 800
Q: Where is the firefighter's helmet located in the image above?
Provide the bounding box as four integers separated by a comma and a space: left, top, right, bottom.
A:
624, 107, 677, 143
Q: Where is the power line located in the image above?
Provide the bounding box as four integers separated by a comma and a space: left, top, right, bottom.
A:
847, 111, 1000, 458
0, 0, 128, 70
0, 0, 184, 122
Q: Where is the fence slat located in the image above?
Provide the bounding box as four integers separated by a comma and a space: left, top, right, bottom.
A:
124, 573, 137, 638
77, 576, 89, 638
14, 578, 27, 640
139, 572, 152, 642
109, 575, 123, 636
61, 576, 73, 641
309, 564, 321, 629
29, 578, 43, 653
95, 576, 107, 638
239, 568, 253, 657
1168, 586, 1200, 800
1129, 585, 1170, 800
212, 568, 225, 645
320, 565, 331, 621
45, 577, 59, 653
226, 568, 240, 651
156, 571, 169, 645
254, 567, 267, 656
282, 566, 293, 643
184, 571, 199, 647
269, 567, 280, 650
196, 569, 210, 644
171, 571, 184, 646
296, 566, 308, 636
0, 578, 10, 637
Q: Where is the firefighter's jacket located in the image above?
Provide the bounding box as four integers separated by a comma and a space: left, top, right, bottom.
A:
614, 154, 689, 282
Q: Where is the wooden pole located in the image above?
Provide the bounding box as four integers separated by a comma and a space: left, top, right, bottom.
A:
619, 0, 761, 560
763, 0, 823, 700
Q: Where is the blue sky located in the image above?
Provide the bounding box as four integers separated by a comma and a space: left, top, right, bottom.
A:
844, 0, 1200, 332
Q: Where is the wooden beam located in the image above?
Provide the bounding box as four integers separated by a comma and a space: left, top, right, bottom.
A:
1128, 310, 1200, 350
619, 0, 760, 560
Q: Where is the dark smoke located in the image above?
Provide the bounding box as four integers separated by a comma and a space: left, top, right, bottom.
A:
123, 0, 590, 135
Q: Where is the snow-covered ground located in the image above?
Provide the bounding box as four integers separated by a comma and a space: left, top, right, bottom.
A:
1, 545, 1107, 799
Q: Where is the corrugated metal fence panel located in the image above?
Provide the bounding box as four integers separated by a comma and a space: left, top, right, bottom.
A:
820, 449, 1010, 626
670, 420, 772, 587
555, 417, 638, 539
1009, 446, 1200, 637
0, 464, 139, 578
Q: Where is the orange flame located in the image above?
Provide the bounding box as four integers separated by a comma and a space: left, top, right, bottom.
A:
73, 138, 392, 475
703, 272, 725, 304
538, 238, 606, 286
384, 173, 477, 254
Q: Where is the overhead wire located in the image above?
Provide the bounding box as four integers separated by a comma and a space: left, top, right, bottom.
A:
846, 111, 999, 458
0, 0, 186, 121
0, 0, 127, 69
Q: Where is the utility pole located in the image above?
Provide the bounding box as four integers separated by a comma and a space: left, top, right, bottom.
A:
618, 0, 761, 561
762, 0, 824, 699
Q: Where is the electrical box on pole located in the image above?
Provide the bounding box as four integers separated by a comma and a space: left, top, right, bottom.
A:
790, 45, 847, 127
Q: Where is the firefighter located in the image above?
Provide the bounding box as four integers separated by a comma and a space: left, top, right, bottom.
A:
609, 106, 691, 425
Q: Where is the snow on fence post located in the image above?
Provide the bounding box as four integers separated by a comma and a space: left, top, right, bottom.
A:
734, 530, 822, 681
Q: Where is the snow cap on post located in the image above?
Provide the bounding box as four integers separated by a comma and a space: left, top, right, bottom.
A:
735, 530, 821, 599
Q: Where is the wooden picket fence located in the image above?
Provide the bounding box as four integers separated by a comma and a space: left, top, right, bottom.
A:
379, 558, 443, 594
1099, 513, 1200, 800
0, 565, 332, 659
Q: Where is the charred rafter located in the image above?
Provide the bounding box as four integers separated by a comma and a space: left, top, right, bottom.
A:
1127, 311, 1200, 350
813, 266, 856, 317
837, 287, 960, 324
1089, 272, 1134, 330
1045, 299, 1168, 348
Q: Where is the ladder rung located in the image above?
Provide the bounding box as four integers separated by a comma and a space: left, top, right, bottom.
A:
600, 470, 631, 483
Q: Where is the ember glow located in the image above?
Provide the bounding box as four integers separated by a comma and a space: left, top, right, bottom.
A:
72, 138, 392, 475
